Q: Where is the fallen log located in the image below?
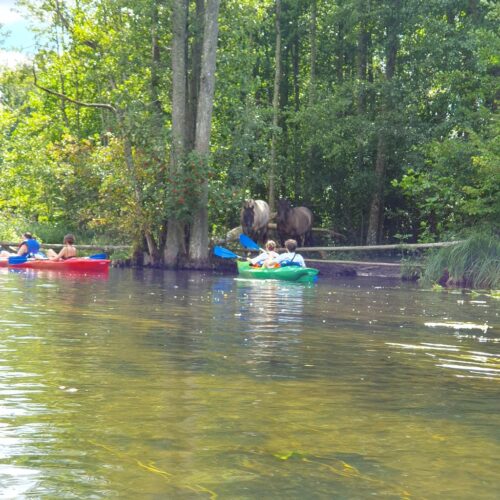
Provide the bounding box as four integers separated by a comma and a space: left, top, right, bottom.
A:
225, 224, 344, 241
0, 241, 130, 252
226, 226, 243, 241
297, 241, 463, 252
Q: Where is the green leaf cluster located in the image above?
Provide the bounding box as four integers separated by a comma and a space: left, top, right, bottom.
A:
0, 0, 497, 251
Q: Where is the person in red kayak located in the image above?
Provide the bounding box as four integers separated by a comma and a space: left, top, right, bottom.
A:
47, 234, 77, 261
18, 232, 41, 257
1, 232, 36, 258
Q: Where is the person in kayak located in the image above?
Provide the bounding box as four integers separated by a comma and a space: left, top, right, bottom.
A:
248, 240, 279, 267
18, 232, 41, 257
47, 234, 77, 261
265, 238, 306, 268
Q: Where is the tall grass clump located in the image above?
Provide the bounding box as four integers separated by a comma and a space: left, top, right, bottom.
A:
421, 232, 499, 289
401, 257, 423, 281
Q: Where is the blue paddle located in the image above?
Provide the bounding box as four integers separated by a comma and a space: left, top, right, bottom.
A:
8, 255, 28, 265
213, 246, 243, 259
89, 253, 107, 259
239, 234, 264, 252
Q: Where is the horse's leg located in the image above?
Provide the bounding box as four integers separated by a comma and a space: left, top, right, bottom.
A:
253, 229, 262, 245
278, 230, 286, 248
253, 229, 259, 245
303, 230, 312, 247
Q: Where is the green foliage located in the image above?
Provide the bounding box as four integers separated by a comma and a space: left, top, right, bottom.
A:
0, 213, 30, 242
422, 233, 500, 290
0, 0, 497, 254
400, 257, 423, 281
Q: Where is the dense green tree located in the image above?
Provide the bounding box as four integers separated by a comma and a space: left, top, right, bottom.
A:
0, 0, 497, 258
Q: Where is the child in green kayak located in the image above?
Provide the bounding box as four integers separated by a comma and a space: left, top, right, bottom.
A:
248, 240, 279, 267
264, 239, 306, 268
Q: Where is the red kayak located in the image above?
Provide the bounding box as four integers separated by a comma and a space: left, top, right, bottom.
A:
0, 258, 111, 272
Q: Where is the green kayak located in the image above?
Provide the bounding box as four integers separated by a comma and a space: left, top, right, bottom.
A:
237, 261, 319, 283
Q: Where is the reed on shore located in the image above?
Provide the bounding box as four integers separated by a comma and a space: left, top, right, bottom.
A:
421, 232, 499, 289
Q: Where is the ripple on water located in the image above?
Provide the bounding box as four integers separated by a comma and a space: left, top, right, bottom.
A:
387, 342, 500, 380
425, 321, 491, 333
0, 464, 40, 499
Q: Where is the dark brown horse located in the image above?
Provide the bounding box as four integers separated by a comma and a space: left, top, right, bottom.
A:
277, 199, 313, 247
240, 199, 270, 244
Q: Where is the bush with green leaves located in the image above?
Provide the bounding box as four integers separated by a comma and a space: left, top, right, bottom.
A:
421, 232, 500, 289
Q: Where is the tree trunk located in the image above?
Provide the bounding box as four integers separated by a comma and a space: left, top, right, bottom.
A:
268, 0, 281, 213
356, 0, 370, 177
150, 1, 164, 122
165, 0, 188, 267
357, 6, 369, 116
309, 0, 317, 98
189, 0, 220, 266
336, 20, 344, 83
292, 31, 300, 112
305, 0, 319, 202
186, 0, 205, 150
366, 134, 386, 245
366, 0, 400, 245
150, 0, 169, 256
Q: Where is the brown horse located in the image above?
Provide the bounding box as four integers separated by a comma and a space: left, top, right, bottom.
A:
240, 199, 270, 244
277, 199, 313, 247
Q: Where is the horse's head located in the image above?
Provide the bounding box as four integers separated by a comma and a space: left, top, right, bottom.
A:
277, 199, 292, 224
241, 199, 255, 231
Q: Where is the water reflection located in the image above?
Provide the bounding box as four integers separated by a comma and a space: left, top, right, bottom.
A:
234, 279, 308, 333
231, 280, 314, 380
5, 268, 110, 282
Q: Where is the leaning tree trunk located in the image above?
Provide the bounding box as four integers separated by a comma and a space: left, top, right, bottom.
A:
366, 134, 386, 244
165, 0, 189, 266
366, 0, 400, 245
188, 0, 220, 266
268, 0, 281, 213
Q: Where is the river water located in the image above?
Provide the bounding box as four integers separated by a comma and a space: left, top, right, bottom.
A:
0, 268, 498, 499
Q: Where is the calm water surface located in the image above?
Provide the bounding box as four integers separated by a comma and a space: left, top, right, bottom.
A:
0, 268, 498, 499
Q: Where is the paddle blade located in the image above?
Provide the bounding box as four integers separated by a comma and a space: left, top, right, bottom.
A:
8, 255, 28, 265
89, 253, 107, 259
239, 233, 261, 251
214, 246, 239, 259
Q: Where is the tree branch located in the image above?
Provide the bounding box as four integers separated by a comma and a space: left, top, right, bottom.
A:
33, 66, 116, 113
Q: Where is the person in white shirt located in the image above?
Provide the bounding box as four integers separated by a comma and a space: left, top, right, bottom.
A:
265, 239, 306, 268
248, 240, 279, 266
